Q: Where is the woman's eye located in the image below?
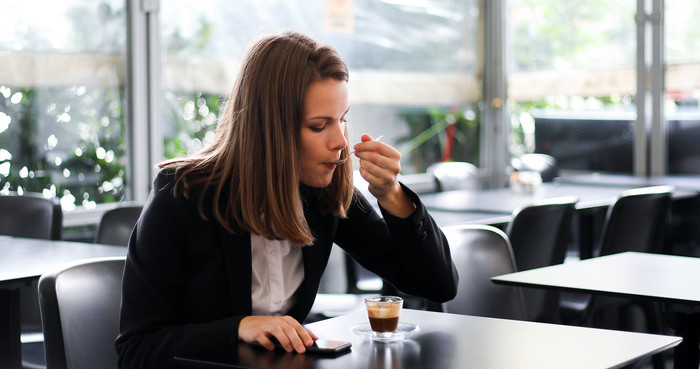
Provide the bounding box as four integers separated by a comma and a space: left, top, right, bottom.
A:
310, 126, 324, 132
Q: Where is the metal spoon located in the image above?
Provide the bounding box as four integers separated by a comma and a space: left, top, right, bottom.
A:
329, 135, 383, 165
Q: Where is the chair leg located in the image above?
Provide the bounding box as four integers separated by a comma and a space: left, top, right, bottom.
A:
424, 300, 444, 312
643, 302, 667, 369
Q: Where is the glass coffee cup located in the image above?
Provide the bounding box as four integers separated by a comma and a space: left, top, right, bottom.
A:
364, 296, 403, 337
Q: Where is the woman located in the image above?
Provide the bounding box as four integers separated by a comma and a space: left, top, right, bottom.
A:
116, 31, 457, 368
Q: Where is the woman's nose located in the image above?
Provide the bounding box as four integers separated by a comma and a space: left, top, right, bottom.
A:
330, 122, 348, 151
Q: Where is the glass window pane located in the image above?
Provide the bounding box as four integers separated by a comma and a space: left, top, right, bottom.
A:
666, 1, 700, 64
509, 1, 637, 174
160, 0, 480, 173
665, 0, 700, 174
0, 1, 126, 210
511, 2, 635, 71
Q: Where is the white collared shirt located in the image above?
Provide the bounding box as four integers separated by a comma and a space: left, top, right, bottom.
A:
250, 233, 304, 316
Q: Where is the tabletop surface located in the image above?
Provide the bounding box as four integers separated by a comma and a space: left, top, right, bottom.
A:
555, 174, 700, 190
428, 210, 512, 227
419, 183, 636, 213
492, 251, 700, 305
175, 309, 681, 369
0, 236, 126, 283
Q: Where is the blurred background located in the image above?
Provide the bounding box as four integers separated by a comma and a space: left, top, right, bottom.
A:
1, 0, 699, 240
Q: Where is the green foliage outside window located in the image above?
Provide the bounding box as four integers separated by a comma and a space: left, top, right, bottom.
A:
397, 105, 480, 173
0, 85, 126, 209
163, 91, 222, 159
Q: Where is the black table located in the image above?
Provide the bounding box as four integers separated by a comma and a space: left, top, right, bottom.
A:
556, 173, 700, 190
175, 308, 680, 369
420, 183, 697, 259
420, 183, 635, 259
428, 210, 511, 228
492, 251, 700, 369
419, 183, 641, 213
0, 236, 126, 369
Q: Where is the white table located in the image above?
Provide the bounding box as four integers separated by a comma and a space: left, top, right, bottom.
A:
493, 252, 700, 369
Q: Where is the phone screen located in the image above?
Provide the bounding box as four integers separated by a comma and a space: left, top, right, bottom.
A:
306, 339, 352, 354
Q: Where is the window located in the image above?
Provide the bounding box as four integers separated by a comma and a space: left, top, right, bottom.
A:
508, 1, 638, 173
159, 0, 481, 173
509, 0, 700, 176
6, 0, 698, 235
665, 0, 700, 174
0, 1, 127, 211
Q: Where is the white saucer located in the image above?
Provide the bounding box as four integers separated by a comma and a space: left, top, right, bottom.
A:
350, 322, 420, 342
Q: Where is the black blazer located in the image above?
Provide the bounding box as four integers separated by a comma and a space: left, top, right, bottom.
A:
116, 170, 457, 368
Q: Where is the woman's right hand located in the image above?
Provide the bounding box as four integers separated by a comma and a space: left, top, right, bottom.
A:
239, 315, 318, 353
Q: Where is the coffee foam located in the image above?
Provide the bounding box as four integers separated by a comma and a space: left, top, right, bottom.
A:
367, 305, 400, 318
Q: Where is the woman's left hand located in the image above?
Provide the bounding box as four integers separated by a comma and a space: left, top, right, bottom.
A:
355, 134, 415, 218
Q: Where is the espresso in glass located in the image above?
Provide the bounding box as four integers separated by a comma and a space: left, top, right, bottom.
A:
365, 296, 403, 334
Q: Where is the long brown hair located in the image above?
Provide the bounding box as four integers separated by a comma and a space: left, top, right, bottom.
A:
158, 31, 354, 246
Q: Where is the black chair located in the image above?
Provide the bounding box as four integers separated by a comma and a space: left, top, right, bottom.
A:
342, 254, 436, 309
38, 257, 125, 369
506, 196, 577, 322
511, 153, 559, 182
561, 186, 673, 369
586, 185, 673, 327
0, 193, 62, 369
441, 224, 527, 320
0, 193, 62, 240
343, 253, 387, 295
95, 206, 142, 246
426, 161, 480, 192
596, 185, 673, 257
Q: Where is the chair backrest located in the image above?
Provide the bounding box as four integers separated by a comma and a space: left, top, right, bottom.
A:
39, 257, 125, 369
585, 187, 672, 340
442, 224, 527, 320
506, 196, 577, 322
95, 206, 142, 246
426, 161, 480, 192
507, 196, 577, 271
0, 192, 62, 240
511, 153, 559, 182
598, 185, 673, 256
343, 252, 389, 295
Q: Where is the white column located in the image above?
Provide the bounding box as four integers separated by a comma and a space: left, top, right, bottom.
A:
481, 0, 510, 189
649, 0, 665, 176
126, 0, 161, 203
635, 0, 666, 177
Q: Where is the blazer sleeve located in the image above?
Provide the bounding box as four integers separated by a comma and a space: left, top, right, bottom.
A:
334, 183, 458, 303
115, 172, 244, 369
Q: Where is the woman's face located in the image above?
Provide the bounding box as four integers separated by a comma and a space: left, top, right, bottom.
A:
299, 78, 349, 188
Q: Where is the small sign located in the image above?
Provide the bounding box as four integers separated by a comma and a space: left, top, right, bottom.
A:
324, 0, 356, 33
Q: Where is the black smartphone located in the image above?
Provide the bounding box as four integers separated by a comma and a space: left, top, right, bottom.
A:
251, 339, 352, 355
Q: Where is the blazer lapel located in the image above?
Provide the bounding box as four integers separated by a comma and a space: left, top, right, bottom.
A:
220, 227, 253, 316
288, 212, 337, 321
